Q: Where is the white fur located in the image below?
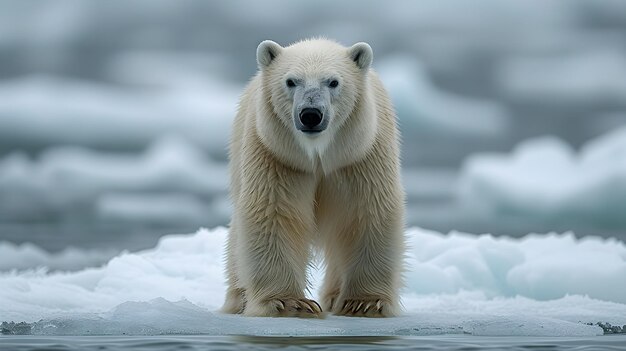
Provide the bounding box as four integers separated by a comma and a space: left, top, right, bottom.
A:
222, 39, 405, 318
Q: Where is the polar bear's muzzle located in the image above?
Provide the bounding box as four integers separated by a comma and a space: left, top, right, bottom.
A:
296, 108, 327, 134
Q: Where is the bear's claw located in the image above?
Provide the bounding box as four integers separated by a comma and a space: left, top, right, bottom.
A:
335, 298, 390, 317
272, 298, 323, 318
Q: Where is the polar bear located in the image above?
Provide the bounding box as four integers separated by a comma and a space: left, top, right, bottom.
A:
222, 38, 404, 318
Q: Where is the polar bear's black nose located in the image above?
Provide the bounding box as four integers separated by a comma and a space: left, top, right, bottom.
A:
299, 108, 323, 128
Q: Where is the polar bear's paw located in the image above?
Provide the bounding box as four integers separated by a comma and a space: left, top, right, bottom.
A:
334, 298, 396, 318
275, 298, 323, 318
245, 298, 323, 318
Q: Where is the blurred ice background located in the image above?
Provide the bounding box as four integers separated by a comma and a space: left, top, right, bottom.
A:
1, 0, 626, 264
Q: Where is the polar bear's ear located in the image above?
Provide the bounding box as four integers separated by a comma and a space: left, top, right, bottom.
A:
348, 42, 373, 70
257, 40, 283, 69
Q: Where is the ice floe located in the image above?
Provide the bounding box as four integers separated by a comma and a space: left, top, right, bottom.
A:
1, 227, 624, 336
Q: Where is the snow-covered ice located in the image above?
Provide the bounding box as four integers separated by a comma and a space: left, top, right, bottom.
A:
1, 227, 624, 336
458, 126, 626, 228
405, 228, 626, 303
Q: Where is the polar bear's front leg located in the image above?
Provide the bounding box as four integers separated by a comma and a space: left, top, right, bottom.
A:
331, 164, 405, 318
237, 155, 321, 318
333, 219, 404, 317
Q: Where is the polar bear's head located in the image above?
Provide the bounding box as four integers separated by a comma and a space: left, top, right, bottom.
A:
256, 38, 373, 156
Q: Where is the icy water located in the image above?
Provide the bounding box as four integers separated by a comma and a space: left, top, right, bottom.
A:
1, 335, 626, 351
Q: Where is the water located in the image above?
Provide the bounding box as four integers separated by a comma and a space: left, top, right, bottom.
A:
1, 335, 625, 351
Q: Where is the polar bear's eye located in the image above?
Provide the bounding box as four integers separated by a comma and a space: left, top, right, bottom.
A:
329, 80, 339, 88
286, 79, 296, 87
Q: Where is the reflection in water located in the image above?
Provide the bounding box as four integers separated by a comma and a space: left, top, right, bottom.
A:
234, 335, 397, 346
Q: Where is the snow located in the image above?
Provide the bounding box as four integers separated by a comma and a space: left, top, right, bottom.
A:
1, 227, 625, 336
377, 56, 510, 138
458, 126, 626, 228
